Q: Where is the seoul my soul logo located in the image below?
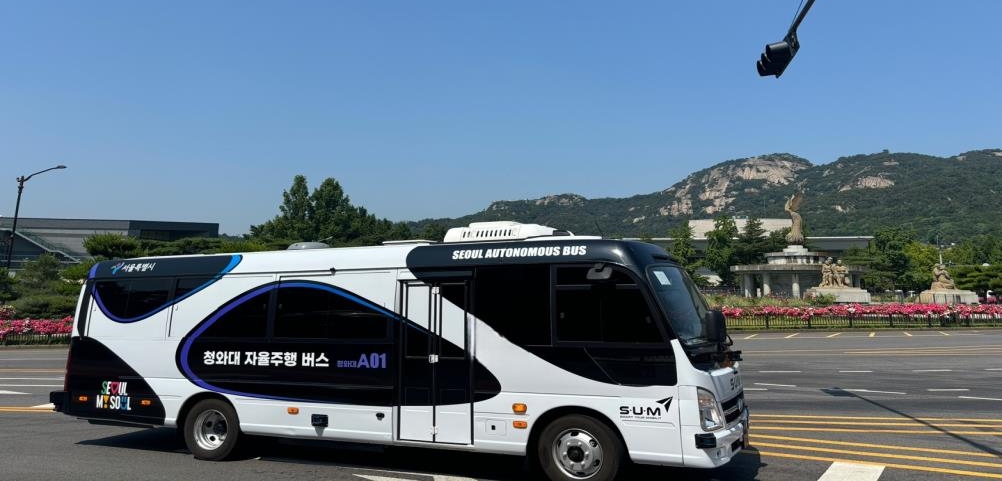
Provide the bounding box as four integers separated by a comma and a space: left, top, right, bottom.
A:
97, 381, 131, 411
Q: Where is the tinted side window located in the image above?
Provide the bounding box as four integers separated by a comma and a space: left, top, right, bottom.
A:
94, 278, 173, 320
275, 285, 390, 341
554, 266, 662, 344
202, 289, 270, 338
175, 277, 213, 300
471, 265, 551, 346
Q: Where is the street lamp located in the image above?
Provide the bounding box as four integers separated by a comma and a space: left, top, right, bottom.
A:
4, 165, 67, 271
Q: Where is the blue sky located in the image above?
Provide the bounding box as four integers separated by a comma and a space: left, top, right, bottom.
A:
2, 1, 1000, 235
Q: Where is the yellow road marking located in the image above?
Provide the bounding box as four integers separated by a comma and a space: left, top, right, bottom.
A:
904, 331, 913, 337
754, 419, 1002, 428
0, 408, 53, 413
753, 414, 1002, 423
756, 450, 1002, 479
753, 426, 1002, 435
752, 434, 1002, 458
827, 332, 842, 338
785, 333, 800, 339
754, 441, 1002, 469
744, 344, 1002, 354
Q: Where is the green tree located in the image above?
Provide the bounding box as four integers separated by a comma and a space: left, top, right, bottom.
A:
421, 223, 448, 242
251, 175, 312, 241
703, 215, 739, 286
83, 233, 143, 259
667, 221, 705, 284
734, 217, 770, 265
843, 227, 916, 292
16, 253, 62, 292
251, 175, 413, 247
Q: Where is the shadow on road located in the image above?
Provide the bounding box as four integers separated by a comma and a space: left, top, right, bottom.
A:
78, 427, 765, 480
825, 387, 1002, 457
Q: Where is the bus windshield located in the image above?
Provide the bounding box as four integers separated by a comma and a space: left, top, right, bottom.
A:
646, 266, 711, 345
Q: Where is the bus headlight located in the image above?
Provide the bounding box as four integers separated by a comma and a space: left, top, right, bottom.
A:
697, 388, 724, 431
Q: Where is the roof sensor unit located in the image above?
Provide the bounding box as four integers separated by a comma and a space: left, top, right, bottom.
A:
443, 221, 572, 243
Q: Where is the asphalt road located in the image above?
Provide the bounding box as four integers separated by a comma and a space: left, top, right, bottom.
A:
2, 330, 1001, 481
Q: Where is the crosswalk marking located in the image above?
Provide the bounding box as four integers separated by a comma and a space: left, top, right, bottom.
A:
818, 461, 885, 481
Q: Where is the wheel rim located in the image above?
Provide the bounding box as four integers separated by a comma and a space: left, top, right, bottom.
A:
193, 409, 228, 451
551, 428, 605, 479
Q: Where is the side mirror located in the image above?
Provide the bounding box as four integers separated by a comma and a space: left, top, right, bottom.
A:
705, 310, 727, 344
586, 263, 613, 281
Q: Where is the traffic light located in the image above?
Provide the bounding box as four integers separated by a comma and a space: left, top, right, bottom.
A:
755, 0, 815, 79
756, 35, 799, 78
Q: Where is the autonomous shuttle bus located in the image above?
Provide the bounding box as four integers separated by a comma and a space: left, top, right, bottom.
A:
51, 221, 746, 481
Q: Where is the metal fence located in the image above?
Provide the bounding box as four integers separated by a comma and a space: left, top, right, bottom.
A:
726, 313, 1002, 330
0, 333, 71, 346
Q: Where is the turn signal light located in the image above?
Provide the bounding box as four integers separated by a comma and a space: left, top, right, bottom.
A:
77, 395, 89, 403
288, 407, 300, 415
140, 399, 153, 407
512, 403, 527, 414
513, 421, 528, 429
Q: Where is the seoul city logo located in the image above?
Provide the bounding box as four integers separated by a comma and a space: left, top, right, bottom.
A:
110, 262, 126, 275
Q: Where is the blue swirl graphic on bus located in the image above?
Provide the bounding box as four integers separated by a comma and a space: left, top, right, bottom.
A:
110, 262, 126, 275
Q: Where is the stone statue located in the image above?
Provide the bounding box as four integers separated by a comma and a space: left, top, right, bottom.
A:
784, 190, 805, 244
930, 263, 956, 290
834, 259, 850, 287
820, 257, 834, 287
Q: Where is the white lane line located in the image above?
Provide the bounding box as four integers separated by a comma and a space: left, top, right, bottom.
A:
756, 383, 797, 388
32, 403, 55, 409
927, 389, 969, 392
0, 390, 29, 395
986, 368, 1002, 371
958, 396, 1002, 401
903, 331, 913, 337
744, 388, 768, 391
845, 389, 907, 395
938, 331, 951, 336
868, 332, 875, 337
839, 370, 872, 373
0, 358, 65, 361
912, 369, 952, 372
744, 334, 758, 339
0, 378, 63, 381
760, 370, 802, 373
827, 332, 842, 338
0, 384, 62, 387
785, 333, 800, 339
817, 461, 885, 481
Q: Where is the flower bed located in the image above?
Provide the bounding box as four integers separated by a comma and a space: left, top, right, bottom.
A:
718, 303, 1002, 330
0, 317, 74, 345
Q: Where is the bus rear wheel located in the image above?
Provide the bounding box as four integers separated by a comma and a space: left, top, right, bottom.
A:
184, 398, 241, 461
537, 414, 623, 481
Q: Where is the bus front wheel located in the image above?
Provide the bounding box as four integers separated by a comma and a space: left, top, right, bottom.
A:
537, 414, 623, 481
184, 398, 241, 461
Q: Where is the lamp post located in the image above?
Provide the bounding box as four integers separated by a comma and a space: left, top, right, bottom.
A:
4, 165, 67, 271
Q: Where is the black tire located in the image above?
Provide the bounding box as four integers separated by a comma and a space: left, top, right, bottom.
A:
537, 414, 623, 481
183, 398, 241, 461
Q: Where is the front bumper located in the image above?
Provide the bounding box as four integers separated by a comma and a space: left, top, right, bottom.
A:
684, 408, 749, 468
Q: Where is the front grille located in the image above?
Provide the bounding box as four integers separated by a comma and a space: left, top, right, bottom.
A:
721, 392, 744, 425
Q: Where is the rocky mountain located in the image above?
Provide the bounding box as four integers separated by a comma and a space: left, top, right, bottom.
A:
411, 149, 1002, 240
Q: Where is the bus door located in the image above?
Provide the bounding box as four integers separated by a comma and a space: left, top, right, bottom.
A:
397, 280, 473, 445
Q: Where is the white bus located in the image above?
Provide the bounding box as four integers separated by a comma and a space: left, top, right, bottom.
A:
51, 221, 746, 481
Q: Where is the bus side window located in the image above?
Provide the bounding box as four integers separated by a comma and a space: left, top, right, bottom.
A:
274, 286, 390, 341
554, 266, 663, 344
94, 277, 173, 321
